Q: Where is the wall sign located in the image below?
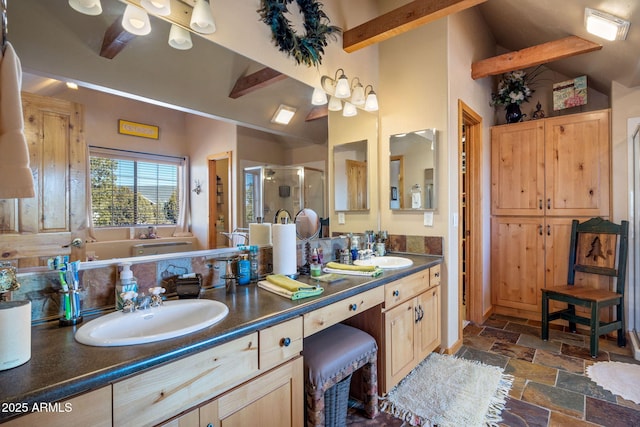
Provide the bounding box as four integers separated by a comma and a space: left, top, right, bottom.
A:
118, 119, 159, 139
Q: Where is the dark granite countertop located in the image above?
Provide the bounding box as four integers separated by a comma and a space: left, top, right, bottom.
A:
0, 254, 441, 421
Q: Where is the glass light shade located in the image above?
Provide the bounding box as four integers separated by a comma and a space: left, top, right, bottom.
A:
334, 75, 351, 98
350, 83, 365, 106
122, 5, 151, 36
190, 0, 216, 34
364, 91, 379, 112
141, 0, 171, 16
328, 96, 343, 111
68, 0, 102, 16
168, 25, 193, 50
311, 88, 328, 105
342, 102, 357, 117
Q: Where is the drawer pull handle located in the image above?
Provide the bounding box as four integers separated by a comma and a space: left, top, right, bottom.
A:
434, 272, 440, 278
281, 337, 291, 347
349, 303, 358, 311
392, 290, 399, 297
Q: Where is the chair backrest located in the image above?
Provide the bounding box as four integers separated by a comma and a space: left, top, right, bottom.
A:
567, 217, 629, 295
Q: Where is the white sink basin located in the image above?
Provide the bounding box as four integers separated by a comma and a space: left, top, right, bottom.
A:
353, 256, 413, 270
75, 299, 229, 347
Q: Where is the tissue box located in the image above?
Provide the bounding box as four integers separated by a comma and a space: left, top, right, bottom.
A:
175, 274, 202, 299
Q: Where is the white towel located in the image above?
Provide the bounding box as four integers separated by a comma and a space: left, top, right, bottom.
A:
0, 42, 34, 198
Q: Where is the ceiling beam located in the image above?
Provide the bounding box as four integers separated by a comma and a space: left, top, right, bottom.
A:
305, 106, 328, 121
100, 18, 136, 59
343, 0, 487, 53
229, 68, 288, 99
471, 36, 602, 80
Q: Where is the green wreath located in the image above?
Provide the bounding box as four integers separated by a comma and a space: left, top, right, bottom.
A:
258, 0, 341, 67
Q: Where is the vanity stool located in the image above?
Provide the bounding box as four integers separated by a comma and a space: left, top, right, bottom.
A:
303, 323, 378, 427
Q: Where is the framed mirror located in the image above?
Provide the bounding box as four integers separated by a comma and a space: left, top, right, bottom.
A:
389, 129, 437, 210
333, 140, 368, 211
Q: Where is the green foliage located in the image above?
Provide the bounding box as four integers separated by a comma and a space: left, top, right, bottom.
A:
258, 0, 341, 67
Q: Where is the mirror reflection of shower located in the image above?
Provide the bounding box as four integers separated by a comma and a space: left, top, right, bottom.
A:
243, 166, 325, 227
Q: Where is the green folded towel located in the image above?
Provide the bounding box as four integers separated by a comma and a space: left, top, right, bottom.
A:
266, 274, 320, 292
260, 276, 324, 300
325, 261, 376, 272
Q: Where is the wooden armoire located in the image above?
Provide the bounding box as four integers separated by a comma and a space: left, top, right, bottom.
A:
490, 109, 611, 320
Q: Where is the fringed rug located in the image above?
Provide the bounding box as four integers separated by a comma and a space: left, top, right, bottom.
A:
380, 353, 514, 426
586, 361, 640, 404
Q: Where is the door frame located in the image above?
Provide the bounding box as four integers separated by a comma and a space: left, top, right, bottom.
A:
458, 100, 484, 332
208, 151, 232, 249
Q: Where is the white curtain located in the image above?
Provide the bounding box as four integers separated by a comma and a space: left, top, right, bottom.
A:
173, 156, 191, 236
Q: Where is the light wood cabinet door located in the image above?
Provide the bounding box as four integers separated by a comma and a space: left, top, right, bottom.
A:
491, 120, 545, 216
204, 357, 303, 427
416, 286, 440, 361
491, 217, 545, 313
384, 299, 417, 392
544, 110, 610, 217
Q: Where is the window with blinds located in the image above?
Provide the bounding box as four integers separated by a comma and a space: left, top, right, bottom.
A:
90, 149, 181, 227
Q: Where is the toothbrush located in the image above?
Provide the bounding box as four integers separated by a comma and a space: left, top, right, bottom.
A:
69, 261, 81, 318
58, 264, 71, 320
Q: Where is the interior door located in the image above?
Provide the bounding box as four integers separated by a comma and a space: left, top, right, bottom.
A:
0, 93, 86, 267
346, 159, 367, 210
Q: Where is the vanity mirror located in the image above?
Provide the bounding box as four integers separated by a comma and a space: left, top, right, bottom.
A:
333, 140, 368, 211
389, 129, 437, 211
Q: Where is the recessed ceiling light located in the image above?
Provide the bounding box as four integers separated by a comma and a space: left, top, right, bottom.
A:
271, 105, 296, 125
66, 82, 78, 90
585, 8, 630, 41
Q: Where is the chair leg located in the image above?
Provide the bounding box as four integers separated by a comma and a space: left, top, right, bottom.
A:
541, 292, 549, 341
568, 304, 577, 333
361, 357, 378, 419
589, 302, 599, 358
616, 300, 627, 348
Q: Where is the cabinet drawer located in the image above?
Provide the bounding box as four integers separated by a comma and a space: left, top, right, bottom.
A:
429, 264, 441, 287
304, 287, 384, 337
259, 316, 303, 371
113, 333, 258, 427
384, 270, 429, 309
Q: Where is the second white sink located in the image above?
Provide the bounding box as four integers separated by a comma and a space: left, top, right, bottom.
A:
353, 256, 413, 270
75, 299, 229, 347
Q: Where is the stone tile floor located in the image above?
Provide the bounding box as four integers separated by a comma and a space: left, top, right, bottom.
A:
346, 313, 640, 426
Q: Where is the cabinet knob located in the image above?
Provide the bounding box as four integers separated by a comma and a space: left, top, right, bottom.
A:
434, 272, 440, 278
392, 289, 399, 297
349, 303, 358, 311
207, 424, 213, 427
281, 337, 291, 347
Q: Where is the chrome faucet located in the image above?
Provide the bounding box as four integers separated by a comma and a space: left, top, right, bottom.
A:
136, 294, 152, 310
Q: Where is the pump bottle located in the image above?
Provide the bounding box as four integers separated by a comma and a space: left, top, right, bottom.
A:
115, 263, 138, 310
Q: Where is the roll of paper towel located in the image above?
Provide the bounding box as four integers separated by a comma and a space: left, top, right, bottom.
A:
272, 223, 297, 275
249, 223, 272, 246
0, 300, 31, 371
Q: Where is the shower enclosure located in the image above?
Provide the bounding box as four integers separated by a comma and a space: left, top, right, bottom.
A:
242, 166, 325, 227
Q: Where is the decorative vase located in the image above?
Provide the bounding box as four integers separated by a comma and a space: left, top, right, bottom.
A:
505, 103, 523, 123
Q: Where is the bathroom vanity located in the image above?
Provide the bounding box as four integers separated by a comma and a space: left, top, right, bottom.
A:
0, 254, 441, 427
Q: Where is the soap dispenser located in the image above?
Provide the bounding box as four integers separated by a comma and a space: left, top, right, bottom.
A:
116, 263, 138, 310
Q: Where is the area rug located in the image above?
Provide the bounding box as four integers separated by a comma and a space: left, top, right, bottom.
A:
380, 353, 514, 426
586, 361, 640, 404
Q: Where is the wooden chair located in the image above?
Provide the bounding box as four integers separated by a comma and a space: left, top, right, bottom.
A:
541, 217, 629, 358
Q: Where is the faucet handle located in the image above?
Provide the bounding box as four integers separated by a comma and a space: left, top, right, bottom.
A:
149, 287, 166, 307
121, 291, 138, 312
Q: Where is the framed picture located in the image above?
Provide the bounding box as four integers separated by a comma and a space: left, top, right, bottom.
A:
118, 119, 159, 139
391, 186, 398, 201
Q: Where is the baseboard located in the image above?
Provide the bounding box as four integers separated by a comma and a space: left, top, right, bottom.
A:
443, 338, 463, 355
630, 330, 640, 361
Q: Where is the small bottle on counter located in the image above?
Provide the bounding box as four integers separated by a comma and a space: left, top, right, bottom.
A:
249, 245, 259, 283
310, 248, 321, 277
237, 254, 250, 285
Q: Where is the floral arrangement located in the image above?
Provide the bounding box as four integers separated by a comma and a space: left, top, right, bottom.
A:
490, 70, 534, 106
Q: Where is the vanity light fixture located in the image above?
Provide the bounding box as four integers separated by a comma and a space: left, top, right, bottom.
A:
68, 0, 102, 16
271, 104, 297, 125
585, 8, 630, 41
141, 0, 171, 16
168, 24, 193, 50
122, 4, 151, 36
317, 69, 379, 116
190, 0, 216, 34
